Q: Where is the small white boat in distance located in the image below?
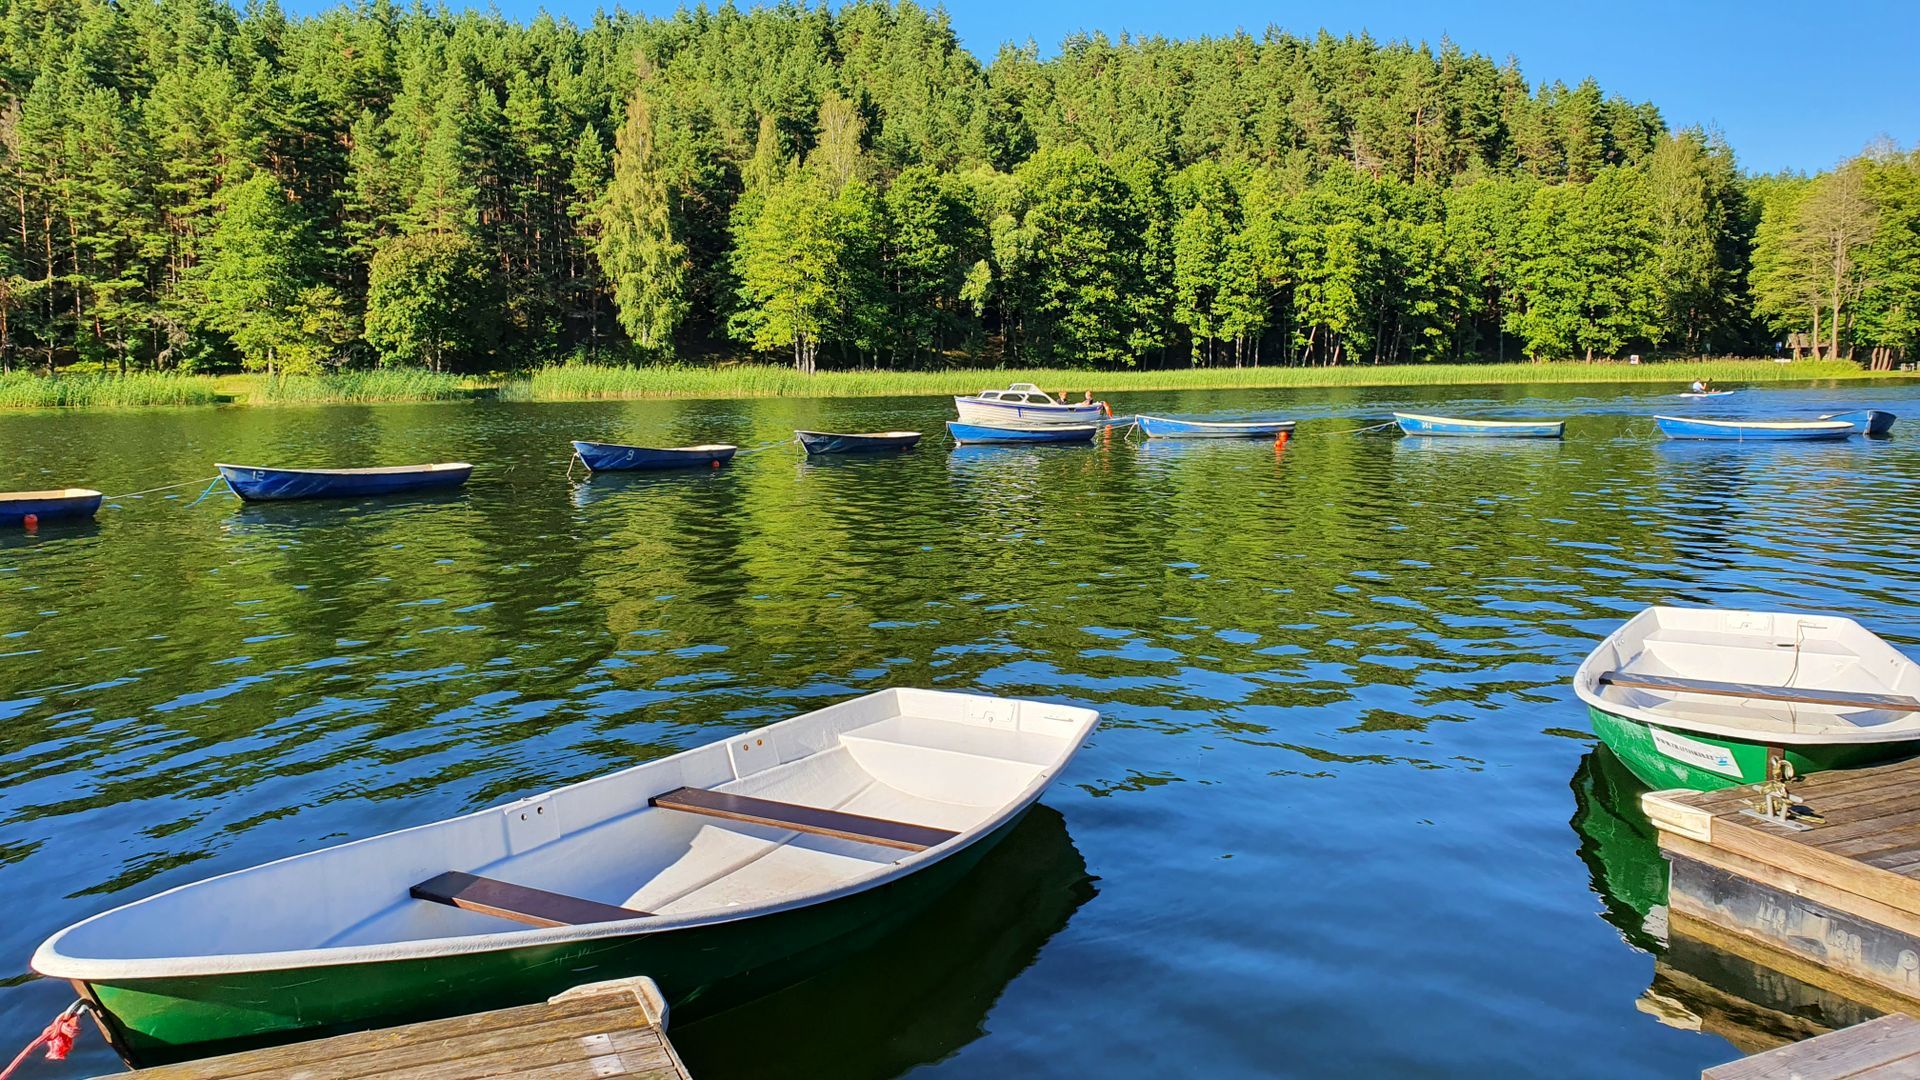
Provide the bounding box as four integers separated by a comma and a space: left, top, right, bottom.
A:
1574, 607, 1920, 790
35, 689, 1098, 1061
954, 383, 1107, 427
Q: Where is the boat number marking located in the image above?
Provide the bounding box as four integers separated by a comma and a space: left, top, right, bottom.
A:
1651, 727, 1741, 778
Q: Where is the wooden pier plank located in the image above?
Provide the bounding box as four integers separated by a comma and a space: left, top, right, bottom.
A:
1703, 1014, 1920, 1079
116, 977, 689, 1080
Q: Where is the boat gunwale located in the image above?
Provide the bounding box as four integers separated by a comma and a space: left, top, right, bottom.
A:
1651, 416, 1856, 433
1392, 412, 1564, 430
215, 462, 473, 477
0, 487, 104, 502
572, 441, 738, 454
32, 690, 1097, 982
1572, 607, 1920, 746
793, 430, 922, 440
1134, 415, 1296, 431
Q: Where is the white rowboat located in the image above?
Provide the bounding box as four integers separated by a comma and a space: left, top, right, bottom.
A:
34, 688, 1098, 1062
1574, 607, 1920, 789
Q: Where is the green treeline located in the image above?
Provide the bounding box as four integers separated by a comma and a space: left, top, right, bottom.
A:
1, 0, 1916, 376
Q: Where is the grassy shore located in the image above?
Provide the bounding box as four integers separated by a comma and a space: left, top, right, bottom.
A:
498, 358, 1889, 402
0, 371, 226, 407
0, 358, 1902, 409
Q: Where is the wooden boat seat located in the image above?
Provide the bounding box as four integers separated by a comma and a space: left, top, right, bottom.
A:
1598, 671, 1920, 711
650, 786, 959, 852
410, 871, 650, 928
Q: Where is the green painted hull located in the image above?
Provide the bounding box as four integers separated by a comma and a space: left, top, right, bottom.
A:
1588, 706, 1916, 790
83, 810, 1026, 1067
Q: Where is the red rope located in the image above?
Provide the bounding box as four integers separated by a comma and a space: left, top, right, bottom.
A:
0, 1003, 84, 1080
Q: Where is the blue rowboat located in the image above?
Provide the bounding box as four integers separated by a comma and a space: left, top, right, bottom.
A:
1819, 410, 1897, 437
1136, 415, 1295, 439
0, 488, 103, 525
216, 462, 473, 501
1393, 413, 1564, 438
572, 440, 737, 472
946, 421, 1097, 445
1654, 416, 1854, 441
795, 430, 922, 455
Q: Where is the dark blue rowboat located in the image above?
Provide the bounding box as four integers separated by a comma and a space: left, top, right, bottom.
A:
572, 440, 737, 471
946, 421, 1097, 445
0, 488, 103, 524
795, 430, 922, 455
216, 462, 473, 501
1653, 416, 1854, 441
1819, 410, 1897, 437
1136, 415, 1295, 439
1393, 412, 1564, 438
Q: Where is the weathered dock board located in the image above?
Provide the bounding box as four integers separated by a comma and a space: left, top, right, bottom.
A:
1644, 758, 1920, 1009
1702, 1013, 1920, 1079
108, 977, 691, 1080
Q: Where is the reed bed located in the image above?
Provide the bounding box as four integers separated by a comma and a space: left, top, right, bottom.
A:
247, 370, 474, 405
501, 358, 1884, 402
0, 371, 225, 407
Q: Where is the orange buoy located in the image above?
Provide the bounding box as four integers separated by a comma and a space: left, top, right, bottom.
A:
711, 459, 722, 468
21, 513, 37, 533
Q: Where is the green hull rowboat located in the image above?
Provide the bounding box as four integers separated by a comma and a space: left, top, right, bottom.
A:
1586, 707, 1910, 790
1575, 607, 1920, 791
78, 811, 1017, 1065
35, 689, 1099, 1066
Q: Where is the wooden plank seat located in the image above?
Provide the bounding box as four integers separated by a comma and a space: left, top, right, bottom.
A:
1598, 670, 1920, 712
649, 786, 960, 852
410, 870, 650, 928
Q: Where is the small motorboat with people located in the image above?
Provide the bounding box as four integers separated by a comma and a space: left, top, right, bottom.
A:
0, 488, 103, 525
946, 421, 1098, 445
33, 688, 1099, 1064
1574, 607, 1920, 790
1818, 409, 1898, 437
1392, 413, 1564, 438
1654, 416, 1854, 441
571, 440, 737, 472
953, 383, 1107, 427
1135, 415, 1295, 439
795, 430, 922, 455
215, 462, 473, 501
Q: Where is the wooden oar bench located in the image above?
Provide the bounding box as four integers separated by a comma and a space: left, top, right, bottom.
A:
410, 871, 650, 927
411, 788, 958, 928
1598, 671, 1920, 712
649, 786, 959, 852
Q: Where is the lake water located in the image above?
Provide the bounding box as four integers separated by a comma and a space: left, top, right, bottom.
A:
4, 379, 1920, 1077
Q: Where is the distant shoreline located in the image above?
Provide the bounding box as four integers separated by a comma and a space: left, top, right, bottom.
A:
0, 360, 1904, 411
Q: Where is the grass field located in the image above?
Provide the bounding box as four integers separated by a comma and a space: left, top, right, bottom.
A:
498, 358, 1890, 402
0, 358, 1901, 409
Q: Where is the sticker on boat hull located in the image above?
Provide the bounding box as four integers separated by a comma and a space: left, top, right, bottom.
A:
1650, 727, 1742, 778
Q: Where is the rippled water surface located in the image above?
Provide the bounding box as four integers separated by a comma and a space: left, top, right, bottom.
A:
5, 380, 1920, 1077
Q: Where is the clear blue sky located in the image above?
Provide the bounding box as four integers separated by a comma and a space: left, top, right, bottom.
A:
391, 0, 1919, 174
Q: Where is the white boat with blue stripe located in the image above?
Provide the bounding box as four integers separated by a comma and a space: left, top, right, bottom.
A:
1393, 412, 1564, 438
954, 384, 1107, 427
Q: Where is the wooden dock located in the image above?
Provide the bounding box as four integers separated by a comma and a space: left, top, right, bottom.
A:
112, 977, 691, 1080
1702, 1013, 1920, 1079
1645, 757, 1920, 1011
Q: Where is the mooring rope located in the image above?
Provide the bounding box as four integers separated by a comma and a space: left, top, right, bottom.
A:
183, 476, 233, 508
103, 474, 221, 501
1298, 420, 1398, 438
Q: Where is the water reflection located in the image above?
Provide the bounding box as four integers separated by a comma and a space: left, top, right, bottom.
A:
1570, 746, 1887, 1056
672, 805, 1094, 1080
1569, 746, 1669, 952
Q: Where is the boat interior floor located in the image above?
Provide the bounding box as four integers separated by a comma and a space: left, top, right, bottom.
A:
331, 713, 1053, 946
